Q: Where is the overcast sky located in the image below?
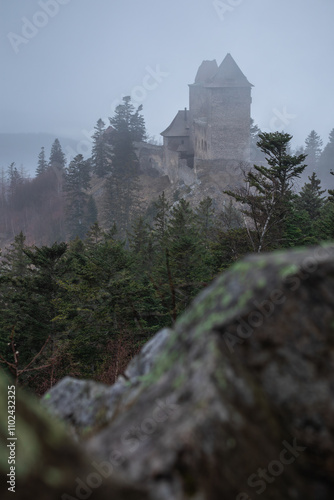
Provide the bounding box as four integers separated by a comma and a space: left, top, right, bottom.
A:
1, 0, 334, 156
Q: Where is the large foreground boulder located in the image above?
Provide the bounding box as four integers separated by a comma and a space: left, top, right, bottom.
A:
2, 243, 334, 499
42, 328, 172, 441
0, 370, 147, 500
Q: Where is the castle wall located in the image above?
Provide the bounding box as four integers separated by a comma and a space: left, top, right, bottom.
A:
193, 122, 210, 162
161, 55, 252, 187
162, 138, 180, 183
135, 142, 164, 177
209, 87, 251, 162
189, 85, 210, 152
165, 136, 190, 153
189, 85, 210, 121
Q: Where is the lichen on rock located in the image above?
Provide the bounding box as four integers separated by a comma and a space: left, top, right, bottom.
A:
2, 243, 334, 499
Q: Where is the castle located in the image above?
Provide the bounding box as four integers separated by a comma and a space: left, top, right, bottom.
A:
137, 54, 253, 189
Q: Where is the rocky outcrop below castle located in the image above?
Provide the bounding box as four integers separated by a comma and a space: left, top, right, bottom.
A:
1, 243, 334, 499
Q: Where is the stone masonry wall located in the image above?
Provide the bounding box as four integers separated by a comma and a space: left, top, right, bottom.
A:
209, 87, 251, 162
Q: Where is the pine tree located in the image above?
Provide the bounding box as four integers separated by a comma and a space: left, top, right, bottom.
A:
86, 195, 98, 228
22, 242, 69, 387
296, 172, 326, 219
91, 119, 112, 177
7, 162, 23, 200
48, 138, 66, 195
49, 139, 66, 171
64, 154, 91, 239
128, 216, 153, 273
104, 97, 146, 236
313, 171, 334, 242
219, 199, 243, 230
194, 197, 217, 254
6, 162, 24, 212
36, 146, 48, 177
316, 200, 334, 241
225, 132, 307, 252
166, 199, 210, 314
304, 130, 323, 172
152, 191, 171, 245
284, 174, 326, 248
0, 234, 59, 386
0, 232, 29, 277
85, 222, 104, 247
53, 235, 142, 376
282, 204, 316, 248
319, 128, 334, 188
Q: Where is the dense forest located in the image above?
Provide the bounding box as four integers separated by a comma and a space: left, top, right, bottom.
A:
1, 98, 334, 394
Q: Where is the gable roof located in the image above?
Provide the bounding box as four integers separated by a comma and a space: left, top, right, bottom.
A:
161, 109, 190, 137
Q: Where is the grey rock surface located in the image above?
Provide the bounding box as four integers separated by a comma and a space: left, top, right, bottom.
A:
42, 328, 172, 439
83, 244, 334, 499
3, 244, 334, 499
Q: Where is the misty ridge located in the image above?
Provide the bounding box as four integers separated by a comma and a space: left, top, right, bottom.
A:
0, 53, 333, 248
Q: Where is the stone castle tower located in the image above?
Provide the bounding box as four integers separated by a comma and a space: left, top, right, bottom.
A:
161, 54, 253, 183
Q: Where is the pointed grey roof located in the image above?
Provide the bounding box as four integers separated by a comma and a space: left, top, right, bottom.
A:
209, 53, 253, 87
161, 109, 190, 137
194, 60, 219, 84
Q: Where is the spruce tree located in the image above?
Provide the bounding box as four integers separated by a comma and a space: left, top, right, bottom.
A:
0, 233, 29, 373
296, 172, 326, 219
0, 234, 61, 386
7, 162, 23, 205
219, 199, 243, 230
152, 191, 171, 245
319, 128, 334, 187
91, 119, 112, 177
104, 97, 146, 236
85, 221, 104, 247
128, 216, 153, 274
316, 200, 334, 241
36, 146, 48, 177
225, 132, 307, 252
53, 233, 143, 376
64, 154, 91, 239
166, 199, 209, 314
195, 197, 215, 243
86, 195, 98, 229
49, 138, 66, 171
304, 130, 323, 172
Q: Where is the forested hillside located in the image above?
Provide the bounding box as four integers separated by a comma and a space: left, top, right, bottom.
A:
1, 99, 334, 394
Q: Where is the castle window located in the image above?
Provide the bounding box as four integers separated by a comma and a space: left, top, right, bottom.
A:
201, 139, 204, 149
204, 140, 207, 151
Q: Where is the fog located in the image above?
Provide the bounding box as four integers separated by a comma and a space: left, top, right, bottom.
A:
1, 0, 334, 160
